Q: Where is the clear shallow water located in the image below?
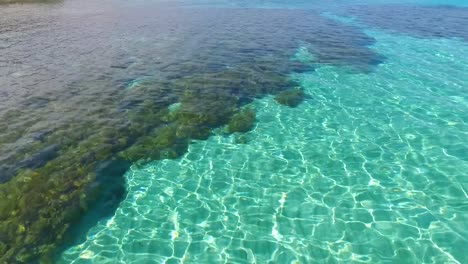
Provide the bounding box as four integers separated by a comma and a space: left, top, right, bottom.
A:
60, 26, 468, 263
1, 0, 468, 263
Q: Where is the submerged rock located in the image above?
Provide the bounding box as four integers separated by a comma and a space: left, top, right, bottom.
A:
0, 65, 297, 263
275, 88, 306, 107
227, 108, 256, 133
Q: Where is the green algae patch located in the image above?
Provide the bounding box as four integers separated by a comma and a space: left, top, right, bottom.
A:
0, 74, 298, 262
0, 162, 95, 262
120, 124, 189, 162
275, 88, 306, 107
227, 108, 256, 133
0, 57, 301, 264
0, 129, 132, 263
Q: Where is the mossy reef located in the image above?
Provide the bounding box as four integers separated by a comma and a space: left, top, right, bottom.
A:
0, 67, 304, 263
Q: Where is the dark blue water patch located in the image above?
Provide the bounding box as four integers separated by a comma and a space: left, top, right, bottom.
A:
52, 159, 129, 261
171, 8, 383, 72
0, 143, 59, 183
344, 4, 468, 41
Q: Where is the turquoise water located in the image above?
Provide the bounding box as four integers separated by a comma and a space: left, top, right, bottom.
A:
1, 0, 468, 262
59, 23, 468, 263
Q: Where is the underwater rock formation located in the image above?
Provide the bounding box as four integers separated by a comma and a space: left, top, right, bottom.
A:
227, 108, 256, 133
0, 73, 298, 263
275, 88, 306, 107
